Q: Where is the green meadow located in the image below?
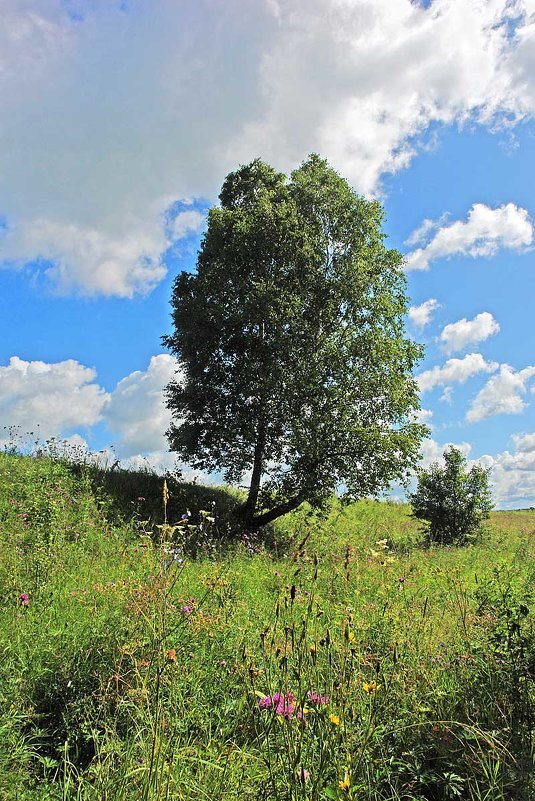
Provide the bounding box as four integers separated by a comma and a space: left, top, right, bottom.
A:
1, 450, 534, 800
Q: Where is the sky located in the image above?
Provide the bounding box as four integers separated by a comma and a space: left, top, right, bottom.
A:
1, 0, 535, 508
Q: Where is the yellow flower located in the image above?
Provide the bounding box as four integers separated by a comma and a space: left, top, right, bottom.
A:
362, 681, 377, 694
348, 630, 356, 644
329, 713, 341, 726
339, 770, 351, 791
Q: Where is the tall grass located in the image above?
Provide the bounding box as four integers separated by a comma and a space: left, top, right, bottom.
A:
0, 450, 534, 799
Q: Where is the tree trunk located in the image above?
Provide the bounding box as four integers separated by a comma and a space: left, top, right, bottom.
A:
238, 424, 265, 527
248, 491, 307, 530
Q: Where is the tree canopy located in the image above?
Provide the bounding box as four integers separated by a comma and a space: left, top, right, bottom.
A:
164, 155, 427, 528
409, 446, 493, 545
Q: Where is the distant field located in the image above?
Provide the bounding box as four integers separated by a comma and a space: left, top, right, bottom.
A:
1, 451, 534, 800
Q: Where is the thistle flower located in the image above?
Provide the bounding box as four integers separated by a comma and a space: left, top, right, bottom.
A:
258, 691, 296, 719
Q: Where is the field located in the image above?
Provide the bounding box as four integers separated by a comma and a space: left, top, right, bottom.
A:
1, 450, 534, 800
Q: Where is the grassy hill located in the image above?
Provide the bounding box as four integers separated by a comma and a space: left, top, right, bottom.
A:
1, 451, 534, 800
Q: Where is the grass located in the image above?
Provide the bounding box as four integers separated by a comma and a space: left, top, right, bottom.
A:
0, 449, 534, 799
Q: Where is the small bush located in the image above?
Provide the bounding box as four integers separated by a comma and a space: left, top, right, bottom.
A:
409, 446, 493, 545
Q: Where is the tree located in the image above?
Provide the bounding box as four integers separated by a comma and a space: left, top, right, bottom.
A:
163, 155, 427, 529
409, 446, 493, 545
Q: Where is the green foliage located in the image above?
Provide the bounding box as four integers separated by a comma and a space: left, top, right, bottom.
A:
409, 446, 493, 545
1, 452, 535, 800
164, 155, 427, 528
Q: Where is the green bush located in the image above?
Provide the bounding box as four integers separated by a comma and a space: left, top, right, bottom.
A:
409, 446, 493, 545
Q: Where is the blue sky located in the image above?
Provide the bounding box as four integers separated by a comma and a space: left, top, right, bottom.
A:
1, 0, 534, 507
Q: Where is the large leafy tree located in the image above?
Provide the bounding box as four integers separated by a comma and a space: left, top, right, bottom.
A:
164, 155, 427, 529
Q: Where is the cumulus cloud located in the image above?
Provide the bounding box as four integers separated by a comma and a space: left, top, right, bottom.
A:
405, 216, 448, 248
478, 432, 535, 508
0, 355, 108, 438
1, 1, 535, 295
419, 437, 472, 469
439, 311, 500, 354
405, 202, 533, 271
466, 363, 535, 422
103, 354, 180, 458
171, 210, 205, 241
408, 298, 441, 328
417, 353, 498, 394
513, 432, 535, 453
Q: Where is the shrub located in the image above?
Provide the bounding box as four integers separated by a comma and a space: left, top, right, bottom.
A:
409, 446, 493, 545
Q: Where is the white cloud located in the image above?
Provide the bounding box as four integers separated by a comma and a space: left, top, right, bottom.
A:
419, 437, 472, 469
104, 354, 180, 458
1, 1, 535, 295
478, 432, 535, 508
0, 355, 108, 438
413, 407, 434, 425
171, 210, 205, 241
466, 363, 535, 422
439, 311, 500, 354
405, 215, 449, 247
408, 298, 441, 328
405, 218, 439, 248
513, 432, 535, 453
417, 353, 498, 394
405, 203, 533, 271
7, 217, 169, 298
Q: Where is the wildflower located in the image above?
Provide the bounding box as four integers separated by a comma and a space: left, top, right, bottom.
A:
19, 592, 29, 607
339, 770, 351, 791
362, 681, 378, 694
329, 713, 341, 726
307, 691, 329, 706
300, 767, 310, 784
258, 691, 296, 719
167, 648, 177, 663
258, 695, 273, 709
181, 597, 195, 615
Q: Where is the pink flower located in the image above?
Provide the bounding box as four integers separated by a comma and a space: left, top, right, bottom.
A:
307, 691, 329, 706
258, 691, 296, 719
19, 592, 29, 607
181, 597, 196, 615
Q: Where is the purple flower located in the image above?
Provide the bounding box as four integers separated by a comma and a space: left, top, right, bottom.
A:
307, 691, 329, 706
258, 696, 273, 709
19, 592, 29, 607
258, 691, 296, 719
